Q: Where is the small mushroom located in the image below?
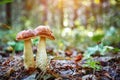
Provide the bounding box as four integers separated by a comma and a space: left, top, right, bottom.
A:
34, 25, 55, 71
16, 29, 35, 69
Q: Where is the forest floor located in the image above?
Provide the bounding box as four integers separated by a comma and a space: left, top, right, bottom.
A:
0, 47, 120, 80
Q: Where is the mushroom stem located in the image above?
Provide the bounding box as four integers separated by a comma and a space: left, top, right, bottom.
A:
24, 39, 35, 69
36, 37, 47, 71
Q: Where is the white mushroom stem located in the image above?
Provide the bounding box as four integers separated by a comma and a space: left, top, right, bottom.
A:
36, 37, 48, 71
24, 39, 35, 69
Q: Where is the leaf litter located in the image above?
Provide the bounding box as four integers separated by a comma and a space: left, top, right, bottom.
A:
0, 50, 120, 80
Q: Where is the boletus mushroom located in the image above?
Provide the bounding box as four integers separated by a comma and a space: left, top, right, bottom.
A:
34, 25, 55, 71
16, 29, 35, 70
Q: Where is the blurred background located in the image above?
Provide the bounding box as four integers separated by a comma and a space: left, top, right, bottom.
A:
0, 0, 120, 55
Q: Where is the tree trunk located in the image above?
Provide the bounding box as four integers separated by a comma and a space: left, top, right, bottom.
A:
40, 0, 48, 25
6, 3, 12, 26
91, 0, 97, 30
73, 0, 79, 29
59, 0, 64, 28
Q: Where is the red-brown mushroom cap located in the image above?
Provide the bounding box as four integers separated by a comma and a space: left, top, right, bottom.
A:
16, 29, 36, 40
34, 25, 55, 40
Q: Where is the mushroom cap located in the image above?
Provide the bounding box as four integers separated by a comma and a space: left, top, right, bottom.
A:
34, 25, 55, 40
16, 29, 35, 40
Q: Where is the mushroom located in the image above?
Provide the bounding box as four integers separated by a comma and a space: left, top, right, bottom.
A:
16, 29, 35, 70
34, 25, 55, 71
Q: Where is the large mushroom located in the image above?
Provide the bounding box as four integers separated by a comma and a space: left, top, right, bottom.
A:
34, 25, 55, 71
16, 29, 35, 70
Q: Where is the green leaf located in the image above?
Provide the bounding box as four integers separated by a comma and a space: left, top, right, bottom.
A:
82, 58, 101, 71
84, 41, 114, 58
113, 48, 120, 52
105, 27, 116, 37
7, 41, 16, 47
14, 42, 24, 51
32, 38, 39, 46
92, 34, 104, 42
0, 0, 13, 4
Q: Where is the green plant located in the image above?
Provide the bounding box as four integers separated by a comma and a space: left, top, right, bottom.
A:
84, 41, 114, 58
7, 41, 24, 52
82, 57, 101, 71
7, 41, 16, 48
31, 37, 39, 46
3, 41, 24, 55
